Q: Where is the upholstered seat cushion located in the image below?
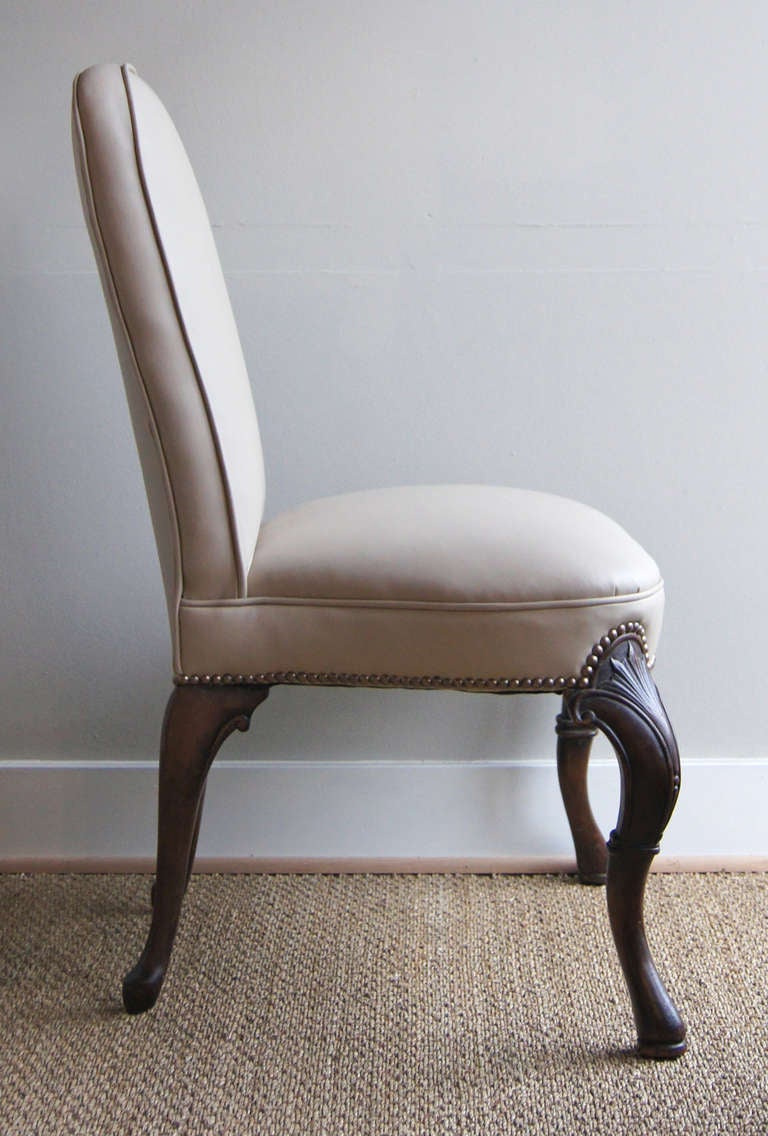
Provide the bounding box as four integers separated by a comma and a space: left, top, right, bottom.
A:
177, 485, 663, 688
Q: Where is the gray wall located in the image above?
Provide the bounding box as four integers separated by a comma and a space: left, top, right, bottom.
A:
1, 4, 766, 856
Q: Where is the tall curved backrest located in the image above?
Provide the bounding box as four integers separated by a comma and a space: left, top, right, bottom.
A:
72, 64, 265, 667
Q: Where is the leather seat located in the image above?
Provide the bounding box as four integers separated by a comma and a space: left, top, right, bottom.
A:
178, 484, 663, 683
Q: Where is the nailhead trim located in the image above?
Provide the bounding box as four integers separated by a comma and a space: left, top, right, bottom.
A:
173, 622, 651, 692
577, 620, 651, 688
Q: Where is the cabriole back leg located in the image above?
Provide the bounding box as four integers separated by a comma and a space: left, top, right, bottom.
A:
561, 629, 686, 1059
555, 712, 607, 884
150, 781, 208, 907
123, 683, 269, 1014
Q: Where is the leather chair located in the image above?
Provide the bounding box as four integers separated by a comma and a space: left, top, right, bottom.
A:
72, 63, 686, 1059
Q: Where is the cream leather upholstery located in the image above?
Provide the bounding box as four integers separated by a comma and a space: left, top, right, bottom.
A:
73, 64, 664, 688
178, 485, 663, 684
72, 63, 265, 631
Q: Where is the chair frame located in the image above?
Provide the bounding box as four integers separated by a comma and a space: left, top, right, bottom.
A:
123, 622, 686, 1060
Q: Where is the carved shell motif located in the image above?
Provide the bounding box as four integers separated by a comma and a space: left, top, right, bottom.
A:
601, 638, 665, 722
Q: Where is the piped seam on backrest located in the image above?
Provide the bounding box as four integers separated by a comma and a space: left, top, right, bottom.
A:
121, 65, 246, 599
73, 72, 185, 669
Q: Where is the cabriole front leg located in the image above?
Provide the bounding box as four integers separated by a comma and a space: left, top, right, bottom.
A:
122, 683, 269, 1014
561, 631, 686, 1059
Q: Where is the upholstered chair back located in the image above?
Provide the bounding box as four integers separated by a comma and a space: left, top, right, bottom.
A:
72, 64, 265, 645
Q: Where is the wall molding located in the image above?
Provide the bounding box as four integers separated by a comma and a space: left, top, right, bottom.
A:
1, 756, 766, 870
4, 855, 768, 875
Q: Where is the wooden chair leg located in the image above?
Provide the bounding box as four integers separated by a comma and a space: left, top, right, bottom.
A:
149, 782, 206, 907
555, 713, 607, 884
561, 632, 686, 1059
185, 782, 207, 887
122, 683, 269, 1014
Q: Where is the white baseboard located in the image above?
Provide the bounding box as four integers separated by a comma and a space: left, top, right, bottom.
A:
1, 757, 766, 870
4, 855, 768, 875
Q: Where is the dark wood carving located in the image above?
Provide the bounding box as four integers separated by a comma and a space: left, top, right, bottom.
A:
560, 633, 686, 1058
121, 631, 685, 1060
122, 683, 269, 1014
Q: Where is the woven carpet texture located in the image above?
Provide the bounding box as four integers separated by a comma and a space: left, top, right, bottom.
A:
1, 872, 766, 1135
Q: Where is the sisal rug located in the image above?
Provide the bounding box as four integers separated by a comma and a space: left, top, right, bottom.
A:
0, 872, 766, 1135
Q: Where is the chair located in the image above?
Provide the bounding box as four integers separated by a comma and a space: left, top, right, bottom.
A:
71, 63, 686, 1059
